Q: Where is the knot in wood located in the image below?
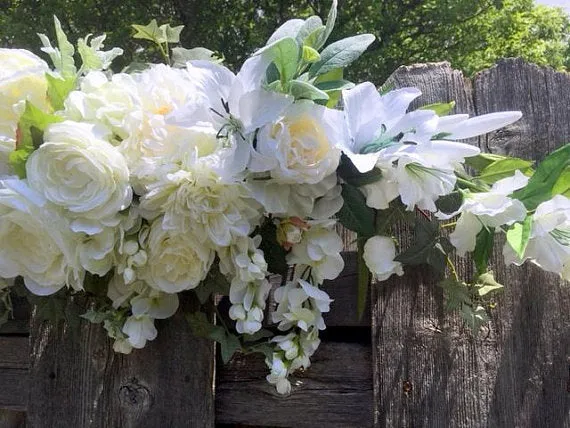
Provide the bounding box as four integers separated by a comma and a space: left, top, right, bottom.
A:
119, 378, 152, 412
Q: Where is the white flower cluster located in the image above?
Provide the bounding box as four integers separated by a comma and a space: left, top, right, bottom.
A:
2, 5, 568, 396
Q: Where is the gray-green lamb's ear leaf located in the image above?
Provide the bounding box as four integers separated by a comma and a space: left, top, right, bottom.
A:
172, 47, 220, 67
309, 34, 375, 78
288, 79, 329, 101
315, 79, 354, 92
38, 16, 76, 77
255, 37, 299, 84
267, 19, 305, 45
296, 15, 323, 47
317, 0, 338, 50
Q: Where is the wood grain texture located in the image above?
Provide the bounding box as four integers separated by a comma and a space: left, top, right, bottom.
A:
372, 60, 570, 428
216, 341, 373, 427
0, 370, 28, 412
0, 410, 26, 428
0, 337, 29, 370
27, 295, 215, 428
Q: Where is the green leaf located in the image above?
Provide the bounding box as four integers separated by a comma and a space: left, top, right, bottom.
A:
337, 154, 383, 187
258, 219, 289, 277
296, 16, 324, 48
473, 227, 494, 275
288, 79, 329, 101
314, 69, 344, 107
194, 265, 230, 305
435, 191, 463, 215
309, 34, 375, 78
474, 271, 504, 297
209, 327, 242, 364
395, 219, 450, 272
315, 79, 355, 92
464, 153, 511, 172
419, 101, 455, 116
243, 329, 273, 342
80, 308, 108, 324
161, 23, 184, 43
9, 101, 63, 178
477, 158, 534, 184
302, 45, 320, 63
337, 183, 376, 237
439, 278, 471, 311
460, 304, 490, 335
256, 37, 299, 84
77, 34, 123, 72
267, 19, 305, 45
506, 215, 533, 259
552, 166, 570, 197
172, 47, 219, 66
317, 0, 338, 50
132, 19, 164, 43
512, 144, 570, 210
46, 73, 76, 111
357, 239, 370, 321
38, 16, 76, 77
186, 311, 216, 337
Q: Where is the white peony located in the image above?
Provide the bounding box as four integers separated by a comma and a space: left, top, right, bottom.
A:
254, 101, 345, 184
26, 121, 132, 234
142, 218, 214, 293
363, 236, 404, 281
0, 179, 83, 295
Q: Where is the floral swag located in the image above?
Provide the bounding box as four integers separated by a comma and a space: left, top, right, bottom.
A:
1, 1, 569, 395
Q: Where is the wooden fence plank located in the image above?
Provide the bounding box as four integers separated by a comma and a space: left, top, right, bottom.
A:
27, 295, 215, 428
0, 337, 29, 370
372, 60, 570, 428
0, 369, 28, 412
216, 341, 373, 427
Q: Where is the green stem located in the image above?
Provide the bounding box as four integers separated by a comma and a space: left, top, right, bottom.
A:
445, 255, 459, 281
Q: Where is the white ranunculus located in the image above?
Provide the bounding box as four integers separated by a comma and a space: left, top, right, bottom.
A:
363, 236, 404, 281
142, 218, 214, 293
0, 179, 83, 295
26, 121, 132, 233
0, 49, 50, 173
254, 101, 345, 184
287, 221, 344, 284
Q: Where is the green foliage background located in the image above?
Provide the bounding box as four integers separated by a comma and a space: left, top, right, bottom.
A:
1, 0, 569, 83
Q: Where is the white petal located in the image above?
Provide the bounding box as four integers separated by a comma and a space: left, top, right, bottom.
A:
446, 111, 522, 140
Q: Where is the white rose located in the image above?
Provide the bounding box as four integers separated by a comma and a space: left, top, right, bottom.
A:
255, 101, 345, 184
363, 236, 404, 282
0, 179, 83, 295
142, 218, 214, 293
26, 121, 132, 233
0, 49, 50, 172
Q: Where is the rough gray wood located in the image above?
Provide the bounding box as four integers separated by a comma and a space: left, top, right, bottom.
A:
216, 341, 373, 427
0, 369, 28, 412
27, 295, 215, 428
0, 410, 26, 428
0, 337, 29, 370
372, 60, 570, 428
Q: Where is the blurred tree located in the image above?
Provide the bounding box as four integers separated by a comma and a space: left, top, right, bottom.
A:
0, 0, 568, 83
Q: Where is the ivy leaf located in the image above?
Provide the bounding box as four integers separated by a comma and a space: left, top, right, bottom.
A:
77, 34, 123, 72
337, 183, 376, 237
506, 215, 533, 259
477, 158, 534, 184
258, 219, 289, 277
46, 73, 76, 111
161, 23, 184, 43
243, 328, 273, 342
420, 101, 455, 116
172, 47, 219, 67
460, 304, 490, 335
439, 278, 471, 311
435, 191, 463, 215
395, 219, 450, 272
512, 144, 570, 210
80, 308, 108, 324
473, 227, 495, 275
474, 271, 504, 297
194, 264, 230, 305
186, 311, 216, 337
209, 327, 242, 364
309, 34, 375, 78
132, 19, 164, 43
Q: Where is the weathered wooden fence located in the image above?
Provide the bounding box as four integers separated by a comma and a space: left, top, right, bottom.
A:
1, 58, 570, 427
